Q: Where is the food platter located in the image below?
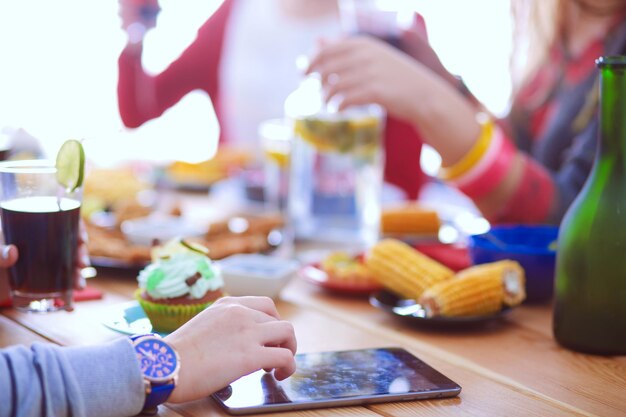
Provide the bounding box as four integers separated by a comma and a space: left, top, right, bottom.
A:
369, 290, 512, 328
90, 256, 148, 272
156, 175, 215, 193
87, 213, 287, 272
157, 147, 254, 192
299, 263, 382, 295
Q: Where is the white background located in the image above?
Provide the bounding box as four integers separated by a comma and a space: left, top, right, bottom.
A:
0, 0, 513, 166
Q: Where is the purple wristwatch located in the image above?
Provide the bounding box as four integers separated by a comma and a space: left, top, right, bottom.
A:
130, 333, 180, 415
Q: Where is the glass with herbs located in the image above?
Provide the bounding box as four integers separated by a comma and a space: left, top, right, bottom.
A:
285, 76, 384, 250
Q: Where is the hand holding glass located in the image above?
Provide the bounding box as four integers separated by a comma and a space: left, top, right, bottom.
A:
339, 0, 414, 48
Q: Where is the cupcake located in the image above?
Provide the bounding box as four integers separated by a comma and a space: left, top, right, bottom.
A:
136, 239, 224, 332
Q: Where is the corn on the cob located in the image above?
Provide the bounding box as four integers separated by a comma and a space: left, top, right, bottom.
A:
418, 260, 526, 318
381, 206, 441, 235
365, 239, 454, 300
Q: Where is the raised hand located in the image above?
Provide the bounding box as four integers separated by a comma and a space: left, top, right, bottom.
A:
118, 0, 161, 43
307, 36, 439, 121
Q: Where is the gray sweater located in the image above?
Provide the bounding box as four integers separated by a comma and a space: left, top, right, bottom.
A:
0, 338, 145, 417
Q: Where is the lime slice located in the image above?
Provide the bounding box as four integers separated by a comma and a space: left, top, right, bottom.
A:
55, 139, 85, 192
180, 239, 210, 256
151, 238, 209, 261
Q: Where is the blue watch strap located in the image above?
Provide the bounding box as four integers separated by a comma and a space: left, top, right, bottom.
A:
143, 381, 176, 411
131, 333, 178, 414
130, 332, 158, 342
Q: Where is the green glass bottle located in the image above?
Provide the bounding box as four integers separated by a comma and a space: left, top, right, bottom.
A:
553, 56, 626, 355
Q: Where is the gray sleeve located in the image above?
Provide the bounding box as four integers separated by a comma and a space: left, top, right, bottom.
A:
550, 119, 597, 223
0, 338, 145, 417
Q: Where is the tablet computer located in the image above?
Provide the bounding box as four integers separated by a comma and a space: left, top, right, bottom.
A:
212, 347, 461, 415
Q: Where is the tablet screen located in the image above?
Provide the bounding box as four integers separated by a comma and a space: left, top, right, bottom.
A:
212, 347, 461, 414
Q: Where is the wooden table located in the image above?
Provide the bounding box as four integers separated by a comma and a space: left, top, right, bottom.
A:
1, 266, 624, 417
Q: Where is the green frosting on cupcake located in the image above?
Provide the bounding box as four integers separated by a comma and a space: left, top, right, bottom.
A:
138, 252, 223, 300
146, 269, 166, 293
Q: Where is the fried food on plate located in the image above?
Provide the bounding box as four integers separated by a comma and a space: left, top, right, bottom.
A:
166, 147, 253, 186
381, 204, 441, 235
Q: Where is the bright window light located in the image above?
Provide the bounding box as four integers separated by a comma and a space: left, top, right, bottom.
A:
0, 0, 512, 167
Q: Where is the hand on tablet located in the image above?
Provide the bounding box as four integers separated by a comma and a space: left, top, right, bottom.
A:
165, 296, 297, 403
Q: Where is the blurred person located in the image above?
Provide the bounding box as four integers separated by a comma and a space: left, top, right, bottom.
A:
308, 0, 626, 224
116, 0, 432, 198
0, 243, 297, 417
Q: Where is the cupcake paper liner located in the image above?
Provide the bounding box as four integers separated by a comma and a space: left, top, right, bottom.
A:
134, 289, 212, 333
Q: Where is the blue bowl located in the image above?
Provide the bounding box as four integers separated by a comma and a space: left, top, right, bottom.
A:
468, 225, 558, 303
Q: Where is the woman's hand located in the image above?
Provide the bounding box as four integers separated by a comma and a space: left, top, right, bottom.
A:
0, 245, 18, 269
399, 24, 458, 87
165, 296, 297, 403
118, 0, 161, 43
308, 35, 482, 166
307, 36, 436, 121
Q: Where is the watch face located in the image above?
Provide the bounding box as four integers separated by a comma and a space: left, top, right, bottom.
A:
135, 337, 179, 382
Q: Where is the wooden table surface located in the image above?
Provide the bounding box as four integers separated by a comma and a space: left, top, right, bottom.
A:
1, 266, 624, 417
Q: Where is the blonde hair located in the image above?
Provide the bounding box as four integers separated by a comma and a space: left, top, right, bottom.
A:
510, 0, 566, 92
511, 0, 626, 91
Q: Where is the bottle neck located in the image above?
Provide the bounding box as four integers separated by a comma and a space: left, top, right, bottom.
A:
598, 60, 626, 159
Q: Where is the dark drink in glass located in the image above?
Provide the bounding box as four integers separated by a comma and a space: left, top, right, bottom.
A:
0, 159, 83, 312
358, 32, 404, 50
339, 0, 412, 52
1, 197, 80, 305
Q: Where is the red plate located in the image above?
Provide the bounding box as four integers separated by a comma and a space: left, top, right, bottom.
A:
299, 263, 383, 295
413, 243, 471, 272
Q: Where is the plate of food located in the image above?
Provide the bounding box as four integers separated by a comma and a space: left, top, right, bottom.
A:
380, 204, 442, 242
89, 256, 149, 271
299, 252, 382, 295
369, 290, 512, 328
365, 239, 526, 328
160, 147, 254, 192
87, 212, 287, 271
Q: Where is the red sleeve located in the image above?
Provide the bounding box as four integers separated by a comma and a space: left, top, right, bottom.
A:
492, 154, 556, 224
447, 124, 556, 224
383, 12, 429, 199
384, 119, 427, 200
117, 0, 234, 129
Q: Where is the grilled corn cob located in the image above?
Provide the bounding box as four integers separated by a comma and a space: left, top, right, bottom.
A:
418, 260, 526, 318
381, 206, 441, 235
365, 239, 454, 300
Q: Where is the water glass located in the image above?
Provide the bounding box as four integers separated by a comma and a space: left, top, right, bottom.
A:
288, 105, 385, 249
260, 119, 292, 213
338, 0, 414, 47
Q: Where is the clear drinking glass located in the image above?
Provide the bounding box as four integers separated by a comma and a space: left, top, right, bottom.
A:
0, 160, 82, 312
338, 0, 414, 47
0, 130, 12, 161
259, 118, 292, 213
285, 76, 385, 250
